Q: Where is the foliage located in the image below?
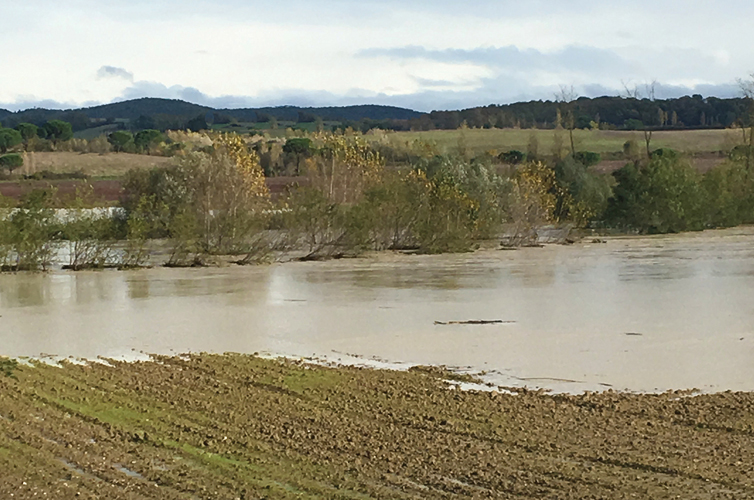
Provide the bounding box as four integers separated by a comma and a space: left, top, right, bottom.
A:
56, 186, 118, 270
0, 127, 23, 153
572, 151, 601, 167
121, 195, 154, 268
4, 190, 57, 271
108, 130, 134, 152
0, 153, 24, 172
504, 161, 557, 245
282, 137, 314, 174
15, 123, 38, 142
554, 157, 612, 226
499, 150, 526, 164
606, 154, 707, 233
0, 357, 17, 378
702, 159, 754, 228
306, 133, 384, 204
42, 120, 73, 145
121, 132, 271, 262
134, 129, 164, 154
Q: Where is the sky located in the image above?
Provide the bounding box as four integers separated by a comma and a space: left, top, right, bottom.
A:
2, 0, 754, 112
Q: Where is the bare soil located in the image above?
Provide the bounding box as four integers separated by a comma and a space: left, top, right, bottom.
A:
1, 354, 753, 499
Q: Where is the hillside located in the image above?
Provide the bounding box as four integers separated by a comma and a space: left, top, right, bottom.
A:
84, 98, 212, 120
0, 98, 424, 129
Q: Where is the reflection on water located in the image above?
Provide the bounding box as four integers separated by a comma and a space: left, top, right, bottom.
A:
1, 226, 753, 393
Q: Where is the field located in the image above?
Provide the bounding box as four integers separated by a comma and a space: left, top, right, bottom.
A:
381, 128, 742, 157
12, 152, 172, 178
1, 354, 753, 499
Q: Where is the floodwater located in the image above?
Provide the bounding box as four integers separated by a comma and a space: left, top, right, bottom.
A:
1, 227, 754, 393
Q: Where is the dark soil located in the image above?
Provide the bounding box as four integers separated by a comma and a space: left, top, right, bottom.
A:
1, 354, 753, 499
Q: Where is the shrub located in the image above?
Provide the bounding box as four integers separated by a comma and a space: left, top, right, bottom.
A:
702, 160, 754, 228
573, 151, 601, 167
606, 155, 706, 233
499, 150, 526, 165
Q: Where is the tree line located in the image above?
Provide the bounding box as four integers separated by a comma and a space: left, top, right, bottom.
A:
2, 129, 753, 271
4, 94, 754, 136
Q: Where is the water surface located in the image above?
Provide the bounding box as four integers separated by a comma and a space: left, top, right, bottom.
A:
2, 227, 753, 393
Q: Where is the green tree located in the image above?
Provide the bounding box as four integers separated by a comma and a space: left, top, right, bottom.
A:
42, 120, 73, 147
15, 123, 39, 147
283, 137, 313, 174
0, 154, 24, 173
0, 128, 22, 153
606, 153, 706, 233
108, 131, 134, 153
134, 129, 164, 154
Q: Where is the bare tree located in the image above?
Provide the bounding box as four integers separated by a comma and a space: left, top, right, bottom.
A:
736, 73, 754, 170
555, 85, 578, 157
622, 80, 659, 158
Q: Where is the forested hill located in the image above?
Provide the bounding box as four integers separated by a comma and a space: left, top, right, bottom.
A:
0, 98, 423, 130
410, 95, 752, 131
1, 95, 752, 133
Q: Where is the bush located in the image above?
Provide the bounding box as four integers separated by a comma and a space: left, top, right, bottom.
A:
606, 155, 706, 233
554, 157, 612, 226
702, 160, 754, 228
4, 190, 57, 271
572, 151, 601, 167
499, 150, 526, 165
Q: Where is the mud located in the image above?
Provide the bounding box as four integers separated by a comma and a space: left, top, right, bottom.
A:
1, 354, 754, 499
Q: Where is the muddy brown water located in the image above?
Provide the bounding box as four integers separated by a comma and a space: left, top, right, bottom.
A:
1, 227, 753, 393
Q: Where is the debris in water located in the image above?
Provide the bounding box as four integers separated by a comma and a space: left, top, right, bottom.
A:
434, 320, 515, 325
624, 332, 643, 336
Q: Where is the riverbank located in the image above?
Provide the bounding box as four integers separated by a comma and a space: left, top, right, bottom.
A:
1, 353, 753, 499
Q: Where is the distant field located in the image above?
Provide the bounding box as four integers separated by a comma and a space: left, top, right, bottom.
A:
382, 128, 743, 156
17, 152, 172, 178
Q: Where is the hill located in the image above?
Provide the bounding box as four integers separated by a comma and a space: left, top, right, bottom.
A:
84, 98, 212, 121
0, 98, 424, 129
0, 108, 10, 121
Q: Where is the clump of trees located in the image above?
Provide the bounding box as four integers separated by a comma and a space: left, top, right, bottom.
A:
4, 126, 754, 273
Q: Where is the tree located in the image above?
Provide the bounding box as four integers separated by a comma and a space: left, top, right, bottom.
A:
0, 154, 23, 173
42, 120, 73, 147
15, 123, 39, 146
0, 128, 23, 153
186, 114, 208, 132
606, 153, 706, 233
108, 131, 134, 153
556, 85, 578, 157
283, 137, 313, 175
134, 129, 164, 154
622, 81, 659, 158
736, 73, 754, 171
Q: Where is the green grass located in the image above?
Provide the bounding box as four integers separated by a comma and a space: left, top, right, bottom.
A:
379, 128, 742, 156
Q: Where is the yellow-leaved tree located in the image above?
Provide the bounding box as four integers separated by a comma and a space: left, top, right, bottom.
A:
306, 133, 384, 204
506, 161, 558, 246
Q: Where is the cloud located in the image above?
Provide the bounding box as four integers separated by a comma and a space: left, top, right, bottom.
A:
96, 66, 134, 82
359, 45, 632, 77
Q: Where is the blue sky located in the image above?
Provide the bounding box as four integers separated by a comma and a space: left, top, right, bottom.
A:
2, 0, 753, 112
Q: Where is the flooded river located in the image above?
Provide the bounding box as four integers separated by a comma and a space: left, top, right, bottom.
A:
1, 227, 753, 393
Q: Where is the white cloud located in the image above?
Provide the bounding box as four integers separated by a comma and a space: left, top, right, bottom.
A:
96, 66, 134, 82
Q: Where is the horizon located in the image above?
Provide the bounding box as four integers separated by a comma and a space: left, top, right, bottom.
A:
2, 1, 754, 113
1, 90, 749, 117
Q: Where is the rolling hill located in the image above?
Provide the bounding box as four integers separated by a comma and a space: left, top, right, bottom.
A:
0, 98, 424, 129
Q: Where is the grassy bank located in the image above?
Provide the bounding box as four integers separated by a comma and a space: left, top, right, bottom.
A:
1, 354, 753, 499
